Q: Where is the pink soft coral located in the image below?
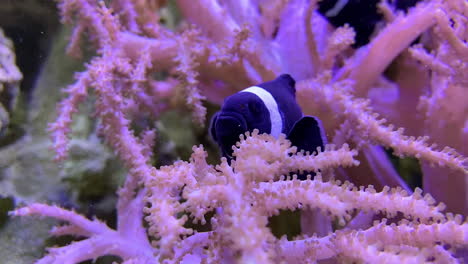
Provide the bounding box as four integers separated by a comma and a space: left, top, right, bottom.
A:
13, 131, 465, 263
11, 0, 468, 263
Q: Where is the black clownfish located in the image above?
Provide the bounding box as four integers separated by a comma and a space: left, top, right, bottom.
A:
210, 74, 327, 178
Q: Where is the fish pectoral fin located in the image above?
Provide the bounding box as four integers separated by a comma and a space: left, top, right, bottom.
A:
287, 116, 327, 154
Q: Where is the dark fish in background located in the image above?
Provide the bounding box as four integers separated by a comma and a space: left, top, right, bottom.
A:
210, 74, 327, 179
317, 0, 422, 47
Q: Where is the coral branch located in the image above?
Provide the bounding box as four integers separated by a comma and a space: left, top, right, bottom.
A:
340, 2, 438, 95
297, 77, 468, 174
11, 192, 156, 264
11, 204, 110, 235
255, 177, 445, 223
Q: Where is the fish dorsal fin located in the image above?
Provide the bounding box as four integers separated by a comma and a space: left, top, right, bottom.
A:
258, 74, 296, 97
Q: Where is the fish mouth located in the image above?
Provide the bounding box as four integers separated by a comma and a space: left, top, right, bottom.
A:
215, 112, 247, 157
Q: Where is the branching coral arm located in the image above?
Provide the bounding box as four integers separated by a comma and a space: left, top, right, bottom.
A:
434, 8, 468, 58
49, 225, 92, 237
408, 44, 453, 75
48, 73, 89, 160
176, 0, 239, 41
274, 0, 318, 79
297, 78, 468, 174
144, 169, 194, 257
304, 0, 322, 72
177, 0, 278, 82
254, 178, 446, 224
117, 187, 150, 244
339, 2, 438, 96
57, 0, 119, 54
173, 29, 207, 125
33, 235, 156, 264
11, 204, 157, 264
172, 232, 212, 263
334, 219, 468, 263
286, 144, 360, 173
183, 185, 230, 222
336, 241, 440, 264
11, 204, 110, 235
363, 218, 468, 248
221, 0, 263, 37
279, 220, 468, 263
212, 164, 276, 263
320, 25, 356, 72
232, 130, 360, 182
277, 236, 336, 262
